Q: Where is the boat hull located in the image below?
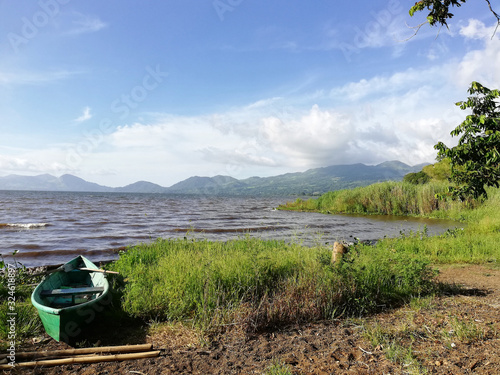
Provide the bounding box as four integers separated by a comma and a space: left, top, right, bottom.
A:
31, 256, 110, 342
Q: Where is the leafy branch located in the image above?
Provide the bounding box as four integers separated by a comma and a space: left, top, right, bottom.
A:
435, 82, 500, 200
409, 0, 499, 37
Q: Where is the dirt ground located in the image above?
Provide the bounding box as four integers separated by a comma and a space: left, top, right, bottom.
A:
4, 264, 500, 374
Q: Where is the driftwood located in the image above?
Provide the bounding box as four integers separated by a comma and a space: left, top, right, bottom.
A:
0, 350, 160, 369
0, 343, 153, 361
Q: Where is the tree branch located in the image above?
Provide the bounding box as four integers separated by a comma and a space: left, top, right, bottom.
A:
401, 21, 429, 42
484, 0, 500, 37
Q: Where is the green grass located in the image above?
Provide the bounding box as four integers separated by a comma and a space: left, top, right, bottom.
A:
0, 301, 42, 345
363, 322, 427, 374
278, 181, 476, 217
280, 185, 500, 265
264, 358, 294, 375
2, 181, 499, 356
0, 260, 44, 349
108, 186, 500, 333
109, 236, 438, 332
445, 317, 486, 344
356, 187, 500, 264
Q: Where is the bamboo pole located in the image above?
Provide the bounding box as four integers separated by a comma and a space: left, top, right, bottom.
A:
0, 350, 160, 369
0, 343, 153, 361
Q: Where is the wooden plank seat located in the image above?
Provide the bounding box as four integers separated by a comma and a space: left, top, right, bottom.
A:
41, 287, 104, 297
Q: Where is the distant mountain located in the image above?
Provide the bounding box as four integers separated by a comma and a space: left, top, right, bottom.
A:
0, 174, 66, 191
115, 181, 166, 194
166, 175, 244, 195
0, 160, 428, 196
59, 174, 113, 192
0, 174, 112, 193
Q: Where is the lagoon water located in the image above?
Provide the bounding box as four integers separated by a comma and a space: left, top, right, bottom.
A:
0, 190, 459, 267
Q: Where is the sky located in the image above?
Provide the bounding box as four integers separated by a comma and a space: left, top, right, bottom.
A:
0, 0, 499, 187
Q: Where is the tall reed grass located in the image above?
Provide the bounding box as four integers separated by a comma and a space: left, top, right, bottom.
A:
110, 237, 437, 333
367, 186, 500, 264
279, 181, 475, 217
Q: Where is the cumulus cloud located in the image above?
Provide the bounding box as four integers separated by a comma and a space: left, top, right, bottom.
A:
455, 20, 500, 87
459, 19, 496, 40
0, 150, 69, 175
258, 105, 353, 167
5, 18, 499, 186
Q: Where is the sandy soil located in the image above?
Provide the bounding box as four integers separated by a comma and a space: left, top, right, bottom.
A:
4, 264, 500, 374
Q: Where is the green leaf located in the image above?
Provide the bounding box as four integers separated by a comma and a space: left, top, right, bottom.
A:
434, 82, 500, 200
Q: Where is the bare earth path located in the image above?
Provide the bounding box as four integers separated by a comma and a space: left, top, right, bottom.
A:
7, 264, 500, 374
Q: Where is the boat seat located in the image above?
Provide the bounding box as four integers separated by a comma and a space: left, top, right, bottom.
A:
41, 286, 104, 297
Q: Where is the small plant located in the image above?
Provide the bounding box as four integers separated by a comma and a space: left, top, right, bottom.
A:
385, 343, 425, 375
363, 323, 427, 374
264, 358, 293, 375
447, 317, 485, 344
409, 295, 435, 312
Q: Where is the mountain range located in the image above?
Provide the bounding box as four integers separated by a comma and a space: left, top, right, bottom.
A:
0, 161, 427, 196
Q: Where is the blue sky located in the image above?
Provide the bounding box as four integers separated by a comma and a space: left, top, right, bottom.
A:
1, 0, 499, 187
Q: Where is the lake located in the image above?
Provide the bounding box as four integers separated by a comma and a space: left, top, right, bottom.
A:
0, 190, 459, 267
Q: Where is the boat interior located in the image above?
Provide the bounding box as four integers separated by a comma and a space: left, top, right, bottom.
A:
40, 269, 104, 308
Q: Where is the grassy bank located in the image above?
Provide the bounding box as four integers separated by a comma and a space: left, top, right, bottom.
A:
278, 181, 477, 218
279, 183, 500, 265
109, 180, 500, 333
109, 237, 437, 334
364, 186, 500, 264
0, 262, 44, 349
2, 182, 499, 357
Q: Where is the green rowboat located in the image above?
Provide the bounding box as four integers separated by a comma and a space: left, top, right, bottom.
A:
31, 256, 111, 342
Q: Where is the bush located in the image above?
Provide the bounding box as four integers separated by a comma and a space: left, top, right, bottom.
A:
403, 171, 431, 185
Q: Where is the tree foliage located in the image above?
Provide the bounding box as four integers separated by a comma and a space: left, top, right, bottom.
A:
435, 82, 500, 199
403, 171, 431, 185
409, 0, 499, 33
422, 159, 451, 181
409, 0, 466, 27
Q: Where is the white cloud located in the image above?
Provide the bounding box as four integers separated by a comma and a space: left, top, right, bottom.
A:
0, 69, 79, 86
0, 150, 70, 175
5, 18, 499, 186
74, 106, 92, 123
455, 20, 500, 87
258, 105, 354, 167
200, 147, 277, 167
64, 13, 107, 36
459, 19, 496, 40
330, 63, 456, 105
